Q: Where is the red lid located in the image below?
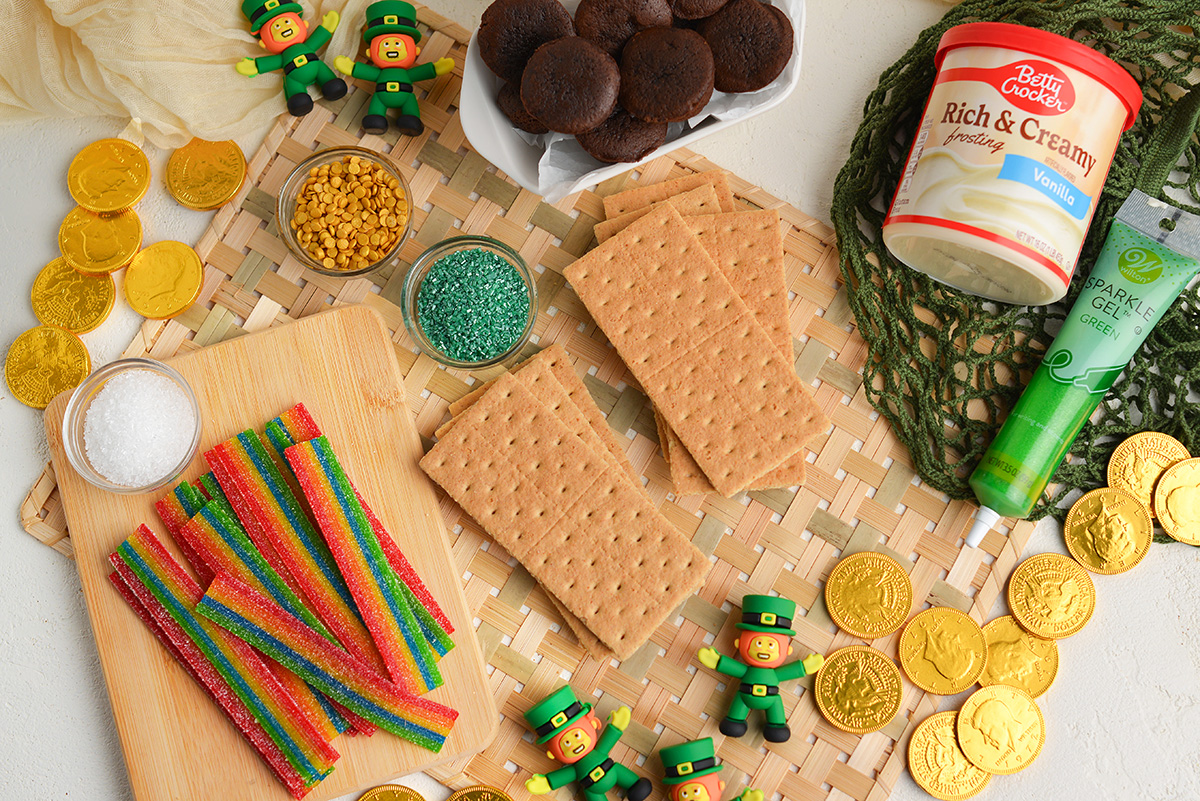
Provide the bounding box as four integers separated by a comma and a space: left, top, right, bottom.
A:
936, 22, 1142, 131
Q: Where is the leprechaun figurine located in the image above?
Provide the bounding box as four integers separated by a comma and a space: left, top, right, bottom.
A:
697, 595, 824, 743
236, 0, 348, 116
524, 685, 652, 801
333, 1, 455, 136
660, 738, 763, 801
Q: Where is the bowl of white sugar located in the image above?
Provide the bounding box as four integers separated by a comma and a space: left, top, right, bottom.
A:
61, 358, 201, 494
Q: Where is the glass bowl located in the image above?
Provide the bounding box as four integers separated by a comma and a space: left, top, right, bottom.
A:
276, 145, 413, 278
401, 235, 538, 369
61, 358, 202, 495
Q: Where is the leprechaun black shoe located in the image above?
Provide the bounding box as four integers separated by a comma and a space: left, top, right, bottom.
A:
627, 778, 652, 801
763, 724, 790, 743
395, 115, 425, 136
288, 93, 314, 116
322, 77, 348, 100
362, 115, 389, 134
719, 718, 748, 737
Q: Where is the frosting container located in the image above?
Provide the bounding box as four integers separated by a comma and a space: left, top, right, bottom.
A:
882, 22, 1142, 305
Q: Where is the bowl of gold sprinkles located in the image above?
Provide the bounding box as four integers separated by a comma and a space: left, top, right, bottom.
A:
401, 235, 537, 369
276, 146, 412, 277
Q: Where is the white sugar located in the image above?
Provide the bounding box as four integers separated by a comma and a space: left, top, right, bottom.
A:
83, 369, 196, 488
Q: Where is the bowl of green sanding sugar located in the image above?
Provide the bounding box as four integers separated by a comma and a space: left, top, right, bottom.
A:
402, 235, 537, 369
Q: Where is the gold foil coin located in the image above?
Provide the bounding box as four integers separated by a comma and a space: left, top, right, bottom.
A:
67, 138, 150, 213
1108, 431, 1190, 518
1007, 553, 1095, 639
907, 712, 991, 800
1064, 487, 1152, 574
813, 645, 903, 734
979, 615, 1057, 699
358, 785, 428, 801
166, 138, 247, 210
124, 241, 204, 319
5, 325, 91, 409
956, 685, 1045, 775
58, 206, 142, 275
898, 606, 987, 695
1154, 457, 1200, 546
824, 551, 914, 639
447, 786, 516, 801
31, 257, 115, 333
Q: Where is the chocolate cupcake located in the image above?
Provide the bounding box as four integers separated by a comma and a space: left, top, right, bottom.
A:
577, 106, 668, 162
619, 28, 714, 123
477, 0, 575, 84
700, 0, 794, 93
521, 37, 621, 134
669, 0, 729, 21
575, 0, 673, 56
498, 81, 550, 134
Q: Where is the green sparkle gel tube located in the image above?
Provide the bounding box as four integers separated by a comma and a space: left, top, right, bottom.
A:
966, 189, 1200, 546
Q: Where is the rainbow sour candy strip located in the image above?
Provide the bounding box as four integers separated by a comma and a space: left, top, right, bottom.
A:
197, 472, 228, 505
287, 436, 441, 694
155, 482, 214, 585
115, 525, 338, 785
207, 432, 387, 679
107, 564, 311, 798
198, 572, 458, 752
180, 499, 349, 739
266, 404, 454, 650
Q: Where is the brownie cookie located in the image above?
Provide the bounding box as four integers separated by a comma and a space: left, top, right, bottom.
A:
477, 0, 575, 84
619, 28, 714, 123
521, 37, 620, 134
669, 0, 729, 21
577, 107, 668, 162
498, 81, 550, 134
700, 0, 793, 93
575, 0, 672, 56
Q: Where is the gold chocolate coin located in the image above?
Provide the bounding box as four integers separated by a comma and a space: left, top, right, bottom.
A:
979, 615, 1057, 699
907, 712, 991, 800
31, 257, 115, 333
1154, 457, 1200, 546
813, 645, 903, 734
166, 138, 247, 210
447, 786, 515, 801
67, 138, 150, 213
898, 606, 987, 695
123, 241, 203, 319
58, 206, 142, 275
1108, 431, 1190, 518
956, 685, 1045, 774
1007, 553, 1095, 639
1064, 487, 1152, 574
5, 325, 91, 409
358, 785, 428, 801
824, 551, 913, 639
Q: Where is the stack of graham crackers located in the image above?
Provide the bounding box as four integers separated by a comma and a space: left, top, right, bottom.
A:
421, 345, 709, 660
576, 170, 828, 497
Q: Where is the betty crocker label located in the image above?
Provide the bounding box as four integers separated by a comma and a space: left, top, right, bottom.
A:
942, 59, 1077, 115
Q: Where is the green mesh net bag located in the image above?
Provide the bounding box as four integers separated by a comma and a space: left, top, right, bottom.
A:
830, 0, 1200, 532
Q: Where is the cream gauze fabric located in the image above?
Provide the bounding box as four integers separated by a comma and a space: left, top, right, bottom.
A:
0, 0, 370, 146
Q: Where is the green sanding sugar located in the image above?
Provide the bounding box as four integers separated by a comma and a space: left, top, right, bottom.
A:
417, 247, 531, 362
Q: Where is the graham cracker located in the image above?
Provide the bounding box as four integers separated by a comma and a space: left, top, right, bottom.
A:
662, 210, 812, 495
594, 184, 722, 244
564, 204, 825, 495
602, 169, 735, 218
420, 373, 709, 659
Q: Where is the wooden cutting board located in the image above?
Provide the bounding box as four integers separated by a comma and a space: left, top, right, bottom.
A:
43, 305, 497, 801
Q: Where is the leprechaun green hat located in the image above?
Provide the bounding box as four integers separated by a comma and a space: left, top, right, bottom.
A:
737, 595, 797, 636
363, 0, 423, 44
524, 685, 593, 744
659, 738, 723, 785
241, 0, 304, 34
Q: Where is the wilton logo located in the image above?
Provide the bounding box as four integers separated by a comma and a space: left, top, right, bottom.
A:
1118, 247, 1163, 284
996, 60, 1075, 115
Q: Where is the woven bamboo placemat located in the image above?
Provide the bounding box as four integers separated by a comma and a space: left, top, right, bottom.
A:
20, 5, 1036, 799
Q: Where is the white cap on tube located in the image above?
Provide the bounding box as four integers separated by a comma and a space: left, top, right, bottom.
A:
966, 506, 1002, 548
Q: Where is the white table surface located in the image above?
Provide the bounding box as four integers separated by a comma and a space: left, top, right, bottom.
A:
2, 2, 1198, 800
